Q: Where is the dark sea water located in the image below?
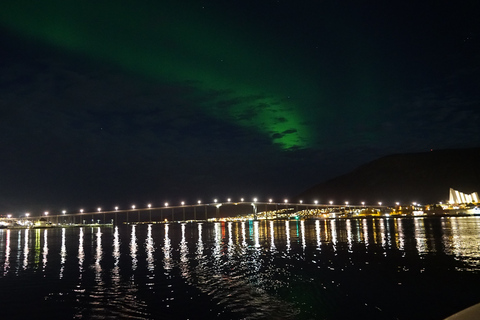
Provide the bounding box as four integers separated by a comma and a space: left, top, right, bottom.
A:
1, 217, 480, 319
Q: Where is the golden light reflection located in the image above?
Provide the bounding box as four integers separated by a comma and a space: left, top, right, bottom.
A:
330, 219, 337, 251
346, 219, 353, 252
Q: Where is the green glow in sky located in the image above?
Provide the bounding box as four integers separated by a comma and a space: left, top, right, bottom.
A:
1, 1, 318, 149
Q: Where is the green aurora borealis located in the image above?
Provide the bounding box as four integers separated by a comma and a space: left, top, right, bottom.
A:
1, 1, 335, 149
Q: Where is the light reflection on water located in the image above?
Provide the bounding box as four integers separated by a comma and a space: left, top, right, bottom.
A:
0, 217, 480, 319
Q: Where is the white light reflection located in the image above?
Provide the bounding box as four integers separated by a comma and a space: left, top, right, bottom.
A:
163, 224, 172, 271
3, 229, 10, 275
78, 228, 84, 279
180, 224, 190, 279
42, 229, 48, 272
23, 229, 29, 270
346, 219, 353, 253
397, 219, 405, 251
112, 226, 121, 285
362, 219, 369, 250
15, 230, 21, 275
285, 220, 291, 252
379, 219, 387, 251
300, 220, 306, 250
253, 221, 260, 248
330, 219, 337, 251
146, 224, 155, 274
414, 217, 428, 255
59, 228, 66, 278
95, 227, 103, 281
269, 221, 276, 252
227, 222, 234, 257
130, 225, 138, 271
315, 220, 321, 250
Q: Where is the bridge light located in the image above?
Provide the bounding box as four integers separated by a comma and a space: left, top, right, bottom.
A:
25, 213, 30, 217
345, 201, 349, 205
98, 207, 101, 212
253, 198, 257, 202
241, 198, 244, 202
62, 210, 66, 214
269, 199, 272, 203
227, 198, 231, 202
361, 202, 365, 206
131, 205, 135, 209
314, 200, 318, 205
378, 202, 382, 206
80, 209, 84, 213
148, 204, 151, 208
299, 200, 303, 204
198, 200, 201, 204
329, 201, 333, 205
115, 206, 118, 211
44, 211, 49, 216
165, 202, 169, 207
181, 201, 185, 206
7, 214, 12, 218
284, 199, 288, 203
214, 199, 217, 203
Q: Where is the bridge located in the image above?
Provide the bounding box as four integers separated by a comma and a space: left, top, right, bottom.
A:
14, 200, 389, 226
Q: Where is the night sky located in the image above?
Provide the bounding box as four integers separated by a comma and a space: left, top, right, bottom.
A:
1, 1, 479, 214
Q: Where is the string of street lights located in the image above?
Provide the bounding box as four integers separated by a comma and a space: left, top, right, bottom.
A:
8, 197, 414, 218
